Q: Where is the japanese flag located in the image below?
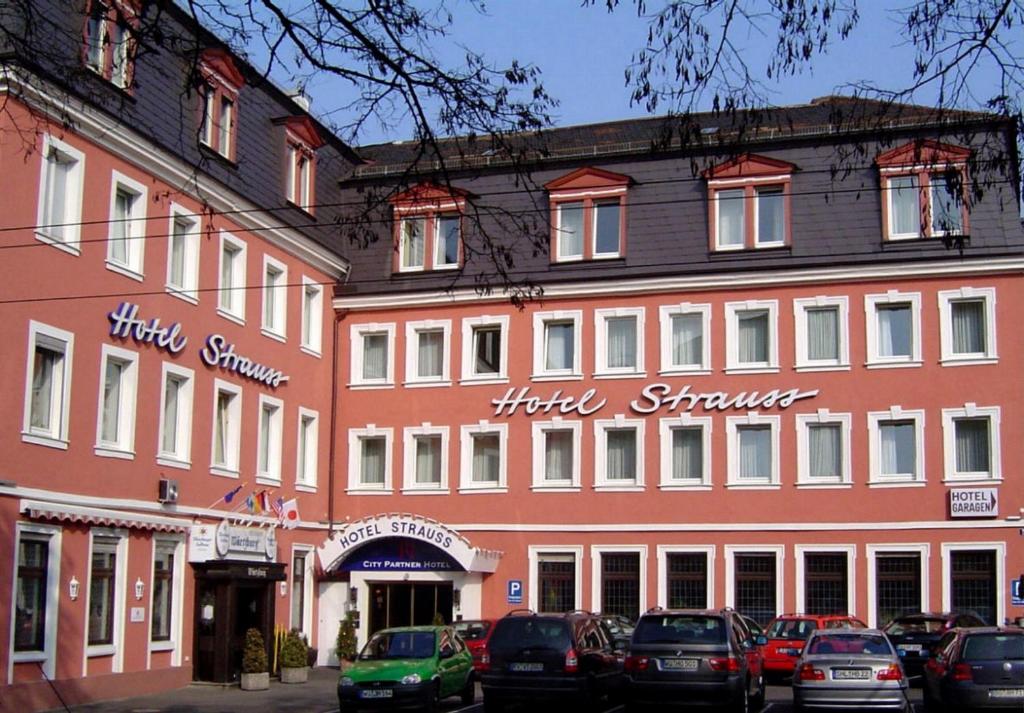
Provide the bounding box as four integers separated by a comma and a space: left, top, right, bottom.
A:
280, 498, 300, 529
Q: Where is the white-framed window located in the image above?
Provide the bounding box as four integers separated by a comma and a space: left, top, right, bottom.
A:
866, 544, 929, 628
433, 214, 461, 269
658, 303, 711, 375
290, 547, 314, 637
724, 545, 785, 624
11, 523, 62, 679
937, 287, 997, 365
726, 413, 781, 488
405, 320, 452, 386
794, 296, 850, 371
796, 410, 853, 487
725, 300, 779, 373
94, 344, 139, 458
402, 424, 449, 493
36, 134, 85, 253
865, 291, 922, 368
157, 363, 193, 469
460, 315, 509, 383
166, 203, 200, 303
300, 277, 323, 356
459, 421, 508, 492
794, 545, 857, 618
296, 407, 319, 490
262, 256, 288, 339
398, 216, 426, 271
555, 201, 585, 261
940, 542, 1005, 627
594, 416, 645, 490
84, 1, 134, 88
350, 323, 396, 388
532, 310, 583, 380
22, 321, 74, 449
715, 188, 745, 250
106, 171, 147, 278
941, 404, 1001, 482
529, 546, 584, 613
150, 537, 185, 663
867, 407, 926, 486
590, 545, 647, 619
531, 418, 582, 491
658, 414, 712, 489
217, 231, 247, 322
594, 307, 645, 377
347, 426, 393, 493
87, 530, 127, 668
210, 379, 242, 477
256, 395, 283, 483
286, 142, 315, 213
657, 545, 715, 609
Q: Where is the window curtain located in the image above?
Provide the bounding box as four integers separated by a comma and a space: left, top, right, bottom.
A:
878, 305, 912, 357
951, 300, 985, 354
880, 422, 915, 476
890, 175, 919, 234
417, 331, 443, 377
558, 203, 584, 257
43, 150, 69, 240
161, 377, 180, 453
30, 347, 57, 430
402, 218, 425, 267
220, 247, 234, 310
807, 307, 839, 361
672, 427, 702, 480
361, 438, 385, 484
170, 226, 187, 285
545, 431, 573, 481
258, 406, 272, 472
472, 433, 500, 483
606, 317, 636, 369
111, 190, 131, 264
808, 424, 841, 478
717, 189, 745, 246
671, 314, 702, 366
738, 425, 771, 479
955, 418, 990, 473
738, 311, 768, 363
415, 435, 441, 484
474, 327, 500, 374
215, 392, 230, 464
363, 334, 387, 379
606, 429, 636, 481
101, 359, 123, 443
545, 322, 574, 370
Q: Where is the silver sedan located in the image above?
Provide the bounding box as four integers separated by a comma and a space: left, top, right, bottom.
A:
792, 627, 911, 712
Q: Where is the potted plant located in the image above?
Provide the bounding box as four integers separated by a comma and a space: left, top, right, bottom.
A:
336, 612, 358, 670
279, 628, 309, 683
240, 627, 269, 691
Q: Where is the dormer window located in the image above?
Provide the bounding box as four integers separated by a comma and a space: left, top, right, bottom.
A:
197, 49, 245, 161
704, 154, 795, 251
876, 140, 971, 241
390, 183, 470, 273
275, 116, 324, 215
83, 1, 135, 89
545, 167, 631, 263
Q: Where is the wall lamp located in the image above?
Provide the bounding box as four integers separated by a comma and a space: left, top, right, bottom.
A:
69, 576, 80, 601
134, 577, 145, 600
453, 588, 461, 610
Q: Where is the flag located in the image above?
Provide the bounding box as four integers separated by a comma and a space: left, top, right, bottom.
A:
280, 499, 300, 529
245, 494, 257, 514
223, 485, 243, 504
271, 497, 284, 518
257, 490, 271, 513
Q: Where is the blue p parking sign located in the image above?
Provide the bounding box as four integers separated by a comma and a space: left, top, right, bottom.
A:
507, 579, 523, 604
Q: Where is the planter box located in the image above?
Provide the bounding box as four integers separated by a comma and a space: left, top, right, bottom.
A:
280, 666, 308, 684
240, 672, 270, 691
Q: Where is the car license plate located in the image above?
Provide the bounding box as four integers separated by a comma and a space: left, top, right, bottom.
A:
779, 647, 800, 656
359, 689, 394, 699
510, 662, 544, 672
662, 658, 699, 671
832, 668, 871, 680
898, 644, 922, 652
989, 689, 1024, 699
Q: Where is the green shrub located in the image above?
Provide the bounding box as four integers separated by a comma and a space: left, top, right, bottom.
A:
336, 612, 358, 662
242, 628, 268, 674
280, 629, 308, 669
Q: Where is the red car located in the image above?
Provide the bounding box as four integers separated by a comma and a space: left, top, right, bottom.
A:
453, 618, 495, 671
763, 614, 867, 679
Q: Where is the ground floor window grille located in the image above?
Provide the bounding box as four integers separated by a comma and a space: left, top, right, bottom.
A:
601, 553, 640, 621
734, 553, 776, 626
875, 554, 921, 627
538, 555, 575, 613
950, 550, 996, 625
805, 553, 848, 615
667, 553, 708, 609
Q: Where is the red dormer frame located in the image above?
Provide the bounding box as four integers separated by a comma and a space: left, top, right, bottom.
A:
703, 153, 796, 252
274, 116, 325, 215
82, 0, 138, 90
544, 167, 632, 263
197, 48, 245, 162
875, 139, 971, 241
390, 183, 472, 273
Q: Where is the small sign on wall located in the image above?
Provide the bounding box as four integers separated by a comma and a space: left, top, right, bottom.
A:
507, 580, 523, 605
130, 607, 145, 623
949, 488, 998, 518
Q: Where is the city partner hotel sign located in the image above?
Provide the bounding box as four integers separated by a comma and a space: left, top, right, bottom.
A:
491, 384, 820, 417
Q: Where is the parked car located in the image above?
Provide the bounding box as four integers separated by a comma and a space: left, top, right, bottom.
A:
453, 618, 495, 672
922, 626, 1024, 711
792, 627, 910, 712
623, 607, 766, 712
763, 614, 867, 680
337, 625, 475, 711
480, 609, 623, 712
883, 612, 986, 678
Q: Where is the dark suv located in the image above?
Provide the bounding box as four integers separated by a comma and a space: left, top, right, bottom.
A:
624, 607, 766, 712
922, 626, 1024, 711
480, 609, 624, 712
882, 612, 986, 678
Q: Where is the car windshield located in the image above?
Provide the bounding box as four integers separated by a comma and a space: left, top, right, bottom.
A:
963, 635, 1024, 660
454, 621, 492, 641
807, 633, 892, 656
360, 631, 435, 660
884, 618, 945, 635
633, 615, 726, 645
767, 619, 816, 641
489, 618, 572, 651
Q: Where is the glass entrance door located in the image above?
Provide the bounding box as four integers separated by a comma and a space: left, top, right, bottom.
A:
368, 582, 453, 634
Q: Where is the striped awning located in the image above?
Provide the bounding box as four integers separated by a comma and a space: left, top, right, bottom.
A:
21, 499, 192, 533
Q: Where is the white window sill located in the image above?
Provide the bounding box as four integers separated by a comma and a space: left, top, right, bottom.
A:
865, 360, 923, 369
459, 376, 510, 386
35, 232, 81, 255
12, 651, 48, 663
402, 380, 453, 389
399, 488, 450, 495
724, 366, 780, 375
593, 371, 647, 380
157, 456, 192, 470
256, 475, 282, 487
795, 482, 853, 489
795, 364, 851, 373
165, 286, 199, 305
149, 641, 176, 652
659, 483, 712, 491
216, 307, 246, 326
725, 482, 781, 490
530, 484, 581, 493
942, 476, 1002, 486
210, 466, 241, 479
345, 488, 393, 495
260, 327, 287, 343
940, 356, 998, 367
295, 484, 318, 494
299, 345, 322, 359
593, 484, 645, 493
87, 644, 116, 657
867, 480, 927, 488
658, 367, 712, 377
348, 382, 395, 390
105, 260, 144, 282
530, 373, 584, 382
94, 446, 135, 460
21, 432, 69, 450
457, 486, 508, 494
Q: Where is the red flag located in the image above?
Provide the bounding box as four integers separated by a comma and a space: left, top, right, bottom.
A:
280, 499, 300, 529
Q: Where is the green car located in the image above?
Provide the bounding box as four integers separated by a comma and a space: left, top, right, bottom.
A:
337, 625, 475, 711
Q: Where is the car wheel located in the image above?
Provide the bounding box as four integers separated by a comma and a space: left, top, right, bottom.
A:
423, 681, 440, 713
482, 693, 504, 713
731, 681, 750, 713
459, 673, 475, 705
751, 674, 766, 710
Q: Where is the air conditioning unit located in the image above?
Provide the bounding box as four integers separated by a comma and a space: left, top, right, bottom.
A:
158, 478, 179, 504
